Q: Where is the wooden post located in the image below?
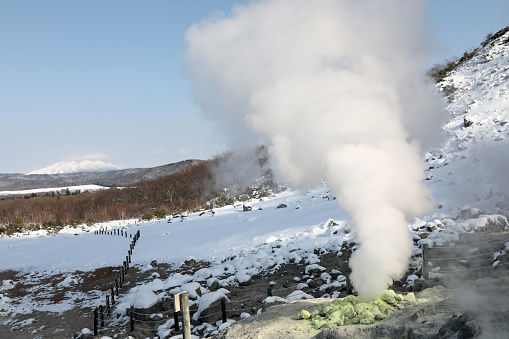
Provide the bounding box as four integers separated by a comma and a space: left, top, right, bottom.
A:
173, 294, 181, 332
111, 286, 115, 305
345, 275, 353, 295
115, 279, 119, 295
99, 305, 104, 328
93, 308, 98, 336
422, 244, 429, 280
130, 306, 135, 332
267, 286, 272, 297
106, 295, 110, 316
179, 292, 191, 339
126, 256, 129, 269
174, 311, 180, 331
221, 298, 227, 323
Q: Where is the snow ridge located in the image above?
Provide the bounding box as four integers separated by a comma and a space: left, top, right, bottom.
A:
29, 160, 122, 175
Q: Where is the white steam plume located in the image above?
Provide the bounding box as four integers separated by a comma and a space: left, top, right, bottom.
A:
185, 0, 444, 299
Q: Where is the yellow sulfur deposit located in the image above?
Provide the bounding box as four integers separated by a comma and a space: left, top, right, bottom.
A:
298, 290, 418, 330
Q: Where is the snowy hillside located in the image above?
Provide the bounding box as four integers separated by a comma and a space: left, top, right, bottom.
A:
28, 160, 122, 175
426, 28, 509, 215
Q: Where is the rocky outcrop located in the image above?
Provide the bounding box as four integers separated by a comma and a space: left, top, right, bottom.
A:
212, 285, 488, 339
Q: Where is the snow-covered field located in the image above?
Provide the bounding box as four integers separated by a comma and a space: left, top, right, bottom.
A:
0, 185, 347, 274
2, 28, 509, 339
0, 184, 109, 197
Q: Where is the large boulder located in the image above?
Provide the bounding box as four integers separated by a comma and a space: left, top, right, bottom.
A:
193, 289, 231, 324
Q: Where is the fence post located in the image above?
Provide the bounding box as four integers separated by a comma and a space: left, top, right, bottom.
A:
126, 256, 129, 269
106, 295, 110, 316
174, 311, 180, 331
99, 305, 104, 328
173, 294, 181, 332
115, 279, 119, 295
111, 286, 115, 305
345, 275, 353, 295
267, 286, 272, 297
221, 298, 227, 323
130, 306, 135, 332
180, 292, 191, 339
422, 244, 429, 280
93, 308, 98, 336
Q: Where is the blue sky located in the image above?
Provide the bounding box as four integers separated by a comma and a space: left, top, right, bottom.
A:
1, 0, 508, 174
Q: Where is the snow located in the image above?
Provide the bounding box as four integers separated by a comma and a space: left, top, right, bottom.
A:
192, 289, 231, 321
0, 184, 109, 196
133, 286, 159, 309
28, 160, 121, 175
286, 290, 314, 301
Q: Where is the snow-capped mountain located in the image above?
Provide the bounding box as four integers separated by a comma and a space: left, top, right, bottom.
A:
426, 27, 509, 215
28, 160, 122, 175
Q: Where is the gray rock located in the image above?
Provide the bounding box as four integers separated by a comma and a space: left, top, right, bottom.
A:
458, 320, 481, 339
195, 298, 231, 325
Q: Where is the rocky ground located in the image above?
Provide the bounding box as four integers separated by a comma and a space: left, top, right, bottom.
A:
1, 231, 508, 338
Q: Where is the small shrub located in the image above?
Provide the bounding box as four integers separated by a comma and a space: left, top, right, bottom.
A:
154, 208, 168, 219
140, 214, 154, 222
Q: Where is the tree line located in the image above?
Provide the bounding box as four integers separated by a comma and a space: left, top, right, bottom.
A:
0, 148, 277, 236
0, 160, 217, 235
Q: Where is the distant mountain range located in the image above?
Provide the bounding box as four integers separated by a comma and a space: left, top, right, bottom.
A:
0, 160, 200, 191
28, 160, 122, 175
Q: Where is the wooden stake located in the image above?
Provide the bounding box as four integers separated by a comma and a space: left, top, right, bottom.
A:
345, 275, 353, 295
422, 243, 429, 280
130, 306, 134, 332
173, 311, 180, 332
93, 308, 98, 336
179, 292, 191, 339
221, 298, 227, 323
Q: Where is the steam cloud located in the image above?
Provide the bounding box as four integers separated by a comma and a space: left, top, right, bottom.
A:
185, 0, 444, 299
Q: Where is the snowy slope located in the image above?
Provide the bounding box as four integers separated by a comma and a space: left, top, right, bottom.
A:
425, 29, 509, 216
0, 185, 347, 273
29, 160, 122, 175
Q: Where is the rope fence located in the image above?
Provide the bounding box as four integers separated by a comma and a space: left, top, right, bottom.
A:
421, 233, 509, 279
91, 228, 141, 336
